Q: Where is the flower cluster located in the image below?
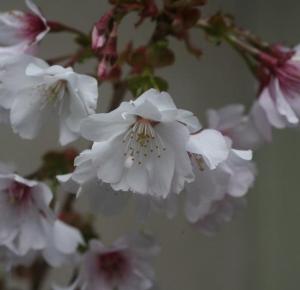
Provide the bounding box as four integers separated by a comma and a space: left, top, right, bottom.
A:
0, 0, 299, 289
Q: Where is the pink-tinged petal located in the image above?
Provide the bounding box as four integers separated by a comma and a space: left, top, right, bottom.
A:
187, 129, 230, 169
251, 101, 273, 143
25, 0, 44, 20
220, 151, 256, 197
258, 85, 287, 128
207, 104, 245, 131
273, 80, 299, 124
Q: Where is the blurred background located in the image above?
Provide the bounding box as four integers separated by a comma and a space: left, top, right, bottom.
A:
1, 1, 300, 290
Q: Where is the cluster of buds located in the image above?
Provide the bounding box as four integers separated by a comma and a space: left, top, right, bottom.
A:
92, 9, 121, 81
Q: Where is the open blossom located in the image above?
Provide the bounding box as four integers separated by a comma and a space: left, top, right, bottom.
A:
0, 0, 49, 53
258, 45, 300, 128
207, 103, 272, 149
0, 53, 99, 145
0, 173, 54, 255
0, 169, 83, 266
54, 232, 159, 290
73, 89, 201, 198
185, 132, 255, 234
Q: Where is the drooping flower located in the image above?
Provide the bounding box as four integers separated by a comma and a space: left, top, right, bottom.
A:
185, 132, 255, 234
74, 89, 201, 198
206, 103, 272, 149
54, 232, 159, 290
0, 173, 54, 255
0, 53, 99, 145
0, 0, 49, 53
257, 44, 300, 128
0, 169, 84, 266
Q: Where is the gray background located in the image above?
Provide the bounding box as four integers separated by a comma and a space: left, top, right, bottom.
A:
1, 1, 300, 290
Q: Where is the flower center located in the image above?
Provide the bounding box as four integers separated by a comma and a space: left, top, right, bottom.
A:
122, 117, 166, 166
39, 80, 67, 110
97, 250, 129, 282
21, 13, 47, 41
6, 181, 31, 205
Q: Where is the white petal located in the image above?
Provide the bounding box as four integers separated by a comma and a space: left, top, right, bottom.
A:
10, 88, 50, 139
187, 129, 230, 169
53, 220, 84, 255
232, 149, 252, 160
130, 99, 162, 122
177, 109, 202, 133
259, 85, 287, 128
80, 102, 134, 142
273, 79, 299, 124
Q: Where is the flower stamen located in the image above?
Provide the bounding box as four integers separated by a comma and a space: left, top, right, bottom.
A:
122, 118, 166, 166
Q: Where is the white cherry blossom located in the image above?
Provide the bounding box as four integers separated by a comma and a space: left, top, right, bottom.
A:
54, 232, 159, 290
0, 173, 54, 255
258, 45, 300, 129
74, 89, 201, 198
0, 54, 99, 145
0, 169, 84, 266
185, 140, 255, 234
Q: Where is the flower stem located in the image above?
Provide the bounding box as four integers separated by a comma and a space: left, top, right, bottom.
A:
47, 21, 88, 39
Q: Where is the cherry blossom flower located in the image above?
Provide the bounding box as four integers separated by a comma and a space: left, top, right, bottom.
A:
185, 140, 255, 234
207, 103, 272, 149
258, 45, 300, 128
0, 173, 54, 255
0, 0, 49, 53
0, 54, 99, 145
73, 89, 201, 198
54, 232, 159, 290
0, 169, 84, 266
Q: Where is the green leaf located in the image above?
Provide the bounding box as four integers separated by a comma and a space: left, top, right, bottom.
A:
127, 74, 169, 97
